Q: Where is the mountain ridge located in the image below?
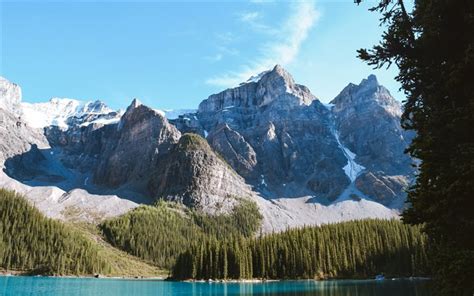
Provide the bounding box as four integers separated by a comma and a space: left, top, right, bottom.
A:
0, 67, 412, 232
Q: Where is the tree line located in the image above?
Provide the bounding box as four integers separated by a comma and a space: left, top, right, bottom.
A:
172, 219, 429, 280
100, 199, 263, 270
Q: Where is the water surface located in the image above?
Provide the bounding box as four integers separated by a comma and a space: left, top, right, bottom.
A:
0, 276, 432, 296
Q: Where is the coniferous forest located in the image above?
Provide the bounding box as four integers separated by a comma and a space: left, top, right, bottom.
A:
1, 188, 430, 281
172, 219, 429, 280
0, 189, 110, 275
100, 199, 263, 270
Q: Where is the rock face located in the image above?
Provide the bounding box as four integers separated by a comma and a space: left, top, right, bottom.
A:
149, 133, 254, 213
329, 75, 415, 205
0, 77, 138, 223
0, 77, 48, 164
197, 65, 351, 200
0, 68, 415, 228
0, 77, 22, 116
93, 99, 181, 188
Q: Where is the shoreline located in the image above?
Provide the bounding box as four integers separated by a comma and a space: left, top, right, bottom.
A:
0, 271, 430, 282
0, 270, 166, 281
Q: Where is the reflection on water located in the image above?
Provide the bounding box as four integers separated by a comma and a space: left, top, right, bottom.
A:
0, 276, 432, 296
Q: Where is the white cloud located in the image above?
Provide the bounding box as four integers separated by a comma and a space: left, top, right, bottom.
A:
237, 11, 276, 34
239, 11, 260, 22
206, 1, 319, 88
205, 53, 223, 62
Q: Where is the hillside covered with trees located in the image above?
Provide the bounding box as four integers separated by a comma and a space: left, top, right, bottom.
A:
0, 189, 109, 275
172, 219, 429, 280
100, 199, 263, 269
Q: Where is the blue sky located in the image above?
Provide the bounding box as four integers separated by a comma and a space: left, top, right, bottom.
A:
1, 0, 402, 110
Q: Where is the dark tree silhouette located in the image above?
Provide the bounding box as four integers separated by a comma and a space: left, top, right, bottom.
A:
356, 1, 474, 294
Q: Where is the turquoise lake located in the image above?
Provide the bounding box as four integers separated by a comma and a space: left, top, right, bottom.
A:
0, 276, 432, 295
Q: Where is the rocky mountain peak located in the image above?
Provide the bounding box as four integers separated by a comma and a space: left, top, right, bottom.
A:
0, 76, 22, 116
259, 64, 296, 86
81, 100, 112, 114
330, 74, 401, 117
198, 65, 316, 114
359, 74, 379, 88
149, 133, 255, 214
126, 98, 142, 112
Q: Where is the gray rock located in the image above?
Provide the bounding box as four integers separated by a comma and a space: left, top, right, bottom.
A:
330, 74, 415, 204
196, 65, 349, 200
93, 99, 181, 188
149, 133, 254, 214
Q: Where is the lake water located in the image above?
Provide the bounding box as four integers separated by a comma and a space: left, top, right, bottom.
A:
0, 276, 432, 296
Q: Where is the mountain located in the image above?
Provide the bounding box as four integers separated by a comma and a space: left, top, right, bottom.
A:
148, 133, 256, 214
0, 77, 22, 116
0, 77, 138, 222
330, 74, 415, 206
169, 66, 413, 207
0, 67, 412, 232
21, 98, 120, 130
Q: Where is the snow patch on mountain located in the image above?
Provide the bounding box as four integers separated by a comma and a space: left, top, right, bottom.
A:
79, 116, 121, 127
325, 104, 365, 182
21, 98, 114, 129
242, 70, 270, 84
153, 109, 197, 120
334, 130, 365, 182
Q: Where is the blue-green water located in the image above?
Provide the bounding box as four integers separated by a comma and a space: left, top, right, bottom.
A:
0, 276, 432, 296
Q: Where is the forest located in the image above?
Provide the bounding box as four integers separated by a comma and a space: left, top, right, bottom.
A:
1, 188, 430, 280
100, 199, 263, 269
0, 188, 110, 275
172, 219, 429, 280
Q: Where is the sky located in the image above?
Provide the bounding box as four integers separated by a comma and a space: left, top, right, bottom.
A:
1, 0, 403, 111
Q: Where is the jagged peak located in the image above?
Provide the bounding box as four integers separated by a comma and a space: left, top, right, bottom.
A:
127, 98, 142, 110
359, 74, 379, 89
242, 64, 295, 86
330, 74, 402, 117
260, 64, 296, 86
0, 76, 18, 86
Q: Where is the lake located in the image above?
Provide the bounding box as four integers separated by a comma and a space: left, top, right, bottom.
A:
0, 276, 432, 296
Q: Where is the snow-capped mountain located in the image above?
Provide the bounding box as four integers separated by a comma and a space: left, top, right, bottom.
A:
0, 76, 22, 116
21, 98, 118, 129
0, 68, 413, 232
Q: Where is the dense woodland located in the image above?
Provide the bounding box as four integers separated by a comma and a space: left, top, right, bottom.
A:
0, 188, 430, 281
100, 199, 263, 269
172, 219, 429, 280
0, 189, 110, 275
357, 0, 474, 294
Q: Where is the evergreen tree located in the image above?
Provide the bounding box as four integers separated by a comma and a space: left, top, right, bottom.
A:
355, 1, 474, 294
0, 189, 110, 275
172, 219, 429, 280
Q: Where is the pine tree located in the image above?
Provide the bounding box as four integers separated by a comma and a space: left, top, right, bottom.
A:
355, 1, 474, 294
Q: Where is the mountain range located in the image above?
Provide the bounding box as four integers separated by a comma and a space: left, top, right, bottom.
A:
0, 66, 413, 232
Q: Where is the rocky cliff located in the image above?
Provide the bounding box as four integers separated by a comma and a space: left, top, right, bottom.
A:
149, 133, 255, 213
0, 68, 414, 230
196, 65, 351, 201
329, 75, 415, 205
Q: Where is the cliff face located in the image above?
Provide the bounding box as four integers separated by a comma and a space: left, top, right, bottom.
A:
149, 134, 255, 213
0, 68, 414, 228
330, 75, 415, 205
92, 99, 181, 188
197, 65, 350, 201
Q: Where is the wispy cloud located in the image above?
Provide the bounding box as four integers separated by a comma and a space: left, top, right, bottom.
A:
206, 1, 319, 88
237, 11, 276, 34
204, 53, 223, 62
239, 11, 260, 22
